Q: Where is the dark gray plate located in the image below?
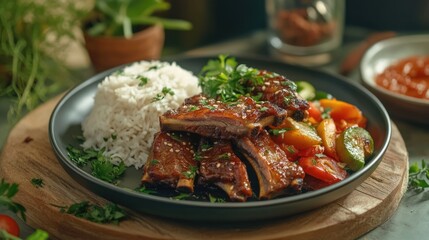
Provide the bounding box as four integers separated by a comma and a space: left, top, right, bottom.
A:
49, 56, 391, 222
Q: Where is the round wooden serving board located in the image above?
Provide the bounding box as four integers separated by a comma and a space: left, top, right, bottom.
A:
0, 95, 408, 240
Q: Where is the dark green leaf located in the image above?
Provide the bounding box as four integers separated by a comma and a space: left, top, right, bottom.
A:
408, 159, 429, 191
31, 178, 44, 188
0, 179, 27, 221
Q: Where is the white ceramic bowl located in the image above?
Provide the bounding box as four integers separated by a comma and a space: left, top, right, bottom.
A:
360, 34, 429, 125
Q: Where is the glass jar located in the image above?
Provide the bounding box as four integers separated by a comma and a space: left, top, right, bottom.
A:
266, 0, 345, 66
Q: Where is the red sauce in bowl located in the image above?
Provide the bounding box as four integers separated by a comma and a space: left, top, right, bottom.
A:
375, 56, 429, 100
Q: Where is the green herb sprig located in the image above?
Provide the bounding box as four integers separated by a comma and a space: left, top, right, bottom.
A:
409, 160, 429, 191
56, 201, 126, 224
199, 55, 265, 102
0, 179, 26, 221
152, 87, 175, 102
182, 166, 198, 179
209, 194, 226, 203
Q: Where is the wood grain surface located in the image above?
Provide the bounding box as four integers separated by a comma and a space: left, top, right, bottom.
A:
0, 95, 409, 240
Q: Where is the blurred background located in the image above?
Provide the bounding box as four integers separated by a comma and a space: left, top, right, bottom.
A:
1, 0, 429, 146
163, 0, 429, 53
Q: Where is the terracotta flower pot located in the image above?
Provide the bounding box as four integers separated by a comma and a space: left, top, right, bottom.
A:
84, 24, 165, 72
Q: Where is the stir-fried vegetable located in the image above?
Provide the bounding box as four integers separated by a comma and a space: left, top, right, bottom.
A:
270, 81, 375, 187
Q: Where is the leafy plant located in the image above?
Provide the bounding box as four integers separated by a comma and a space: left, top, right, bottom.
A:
85, 0, 192, 38
0, 179, 26, 221
0, 0, 87, 123
408, 159, 429, 191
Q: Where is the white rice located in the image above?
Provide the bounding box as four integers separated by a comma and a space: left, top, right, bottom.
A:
81, 61, 201, 168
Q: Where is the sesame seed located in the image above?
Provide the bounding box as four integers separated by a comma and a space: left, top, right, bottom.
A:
216, 163, 221, 168
175, 149, 180, 153
169, 148, 173, 152
262, 86, 266, 91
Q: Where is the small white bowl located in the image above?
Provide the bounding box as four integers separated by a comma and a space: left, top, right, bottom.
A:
360, 34, 429, 125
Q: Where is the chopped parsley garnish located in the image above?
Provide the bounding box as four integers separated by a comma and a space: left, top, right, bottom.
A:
152, 87, 175, 102
30, 178, 44, 188
200, 143, 213, 151
322, 107, 332, 119
205, 105, 216, 111
216, 153, 230, 160
182, 166, 198, 178
171, 193, 191, 200
148, 64, 160, 71
199, 99, 208, 105
188, 105, 200, 111
194, 152, 202, 161
150, 159, 160, 165
283, 95, 293, 105
56, 201, 126, 224
260, 106, 269, 112
66, 146, 99, 167
286, 146, 296, 154
91, 160, 126, 184
67, 146, 126, 184
209, 194, 226, 203
138, 76, 149, 86
281, 80, 298, 90
311, 158, 318, 165
113, 69, 124, 76
269, 128, 291, 136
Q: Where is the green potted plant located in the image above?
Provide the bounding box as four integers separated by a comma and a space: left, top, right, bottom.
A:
83, 0, 192, 72
0, 0, 86, 123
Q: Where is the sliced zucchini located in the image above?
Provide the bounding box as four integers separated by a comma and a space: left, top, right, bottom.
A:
336, 126, 374, 171
296, 81, 316, 100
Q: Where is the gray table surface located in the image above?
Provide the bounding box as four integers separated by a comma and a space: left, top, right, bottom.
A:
1, 27, 429, 239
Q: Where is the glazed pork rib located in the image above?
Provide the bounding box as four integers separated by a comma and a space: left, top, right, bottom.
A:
160, 95, 287, 139
250, 71, 309, 121
197, 138, 252, 202
235, 129, 305, 199
142, 131, 198, 192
